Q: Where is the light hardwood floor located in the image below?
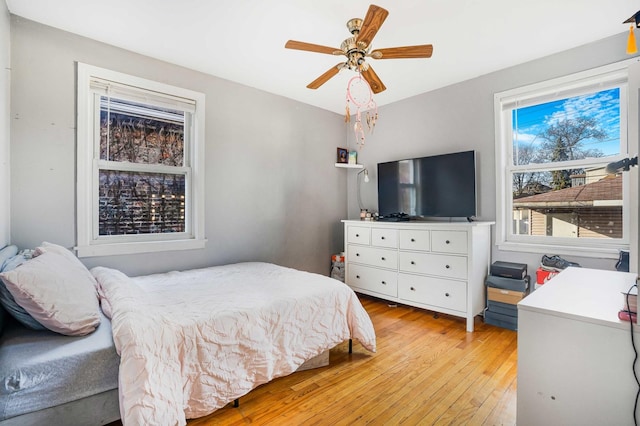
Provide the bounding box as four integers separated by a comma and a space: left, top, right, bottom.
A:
187, 295, 518, 425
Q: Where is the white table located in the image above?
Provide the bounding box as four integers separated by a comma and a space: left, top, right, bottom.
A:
517, 267, 639, 425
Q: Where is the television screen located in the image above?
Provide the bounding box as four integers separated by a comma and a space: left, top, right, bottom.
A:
377, 150, 477, 219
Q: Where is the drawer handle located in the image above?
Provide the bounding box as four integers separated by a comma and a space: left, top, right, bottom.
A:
356, 275, 360, 279
445, 293, 450, 297
381, 257, 386, 261
381, 281, 386, 285
410, 261, 416, 265
356, 253, 360, 257
411, 238, 415, 242
446, 240, 450, 244
381, 236, 386, 240
445, 265, 450, 269
410, 286, 416, 291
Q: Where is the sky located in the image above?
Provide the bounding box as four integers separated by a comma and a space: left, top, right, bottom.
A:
512, 88, 620, 162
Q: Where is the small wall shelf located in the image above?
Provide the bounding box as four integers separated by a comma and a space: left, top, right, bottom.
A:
335, 163, 364, 169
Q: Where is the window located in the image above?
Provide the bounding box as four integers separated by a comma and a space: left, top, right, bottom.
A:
76, 63, 206, 257
494, 61, 637, 258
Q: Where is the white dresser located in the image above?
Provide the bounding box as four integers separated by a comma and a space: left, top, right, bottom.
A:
517, 267, 639, 425
342, 220, 493, 332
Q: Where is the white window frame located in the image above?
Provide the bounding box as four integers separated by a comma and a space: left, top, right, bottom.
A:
494, 60, 638, 259
76, 63, 206, 257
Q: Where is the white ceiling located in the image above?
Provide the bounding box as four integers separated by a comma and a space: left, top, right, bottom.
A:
5, 0, 637, 114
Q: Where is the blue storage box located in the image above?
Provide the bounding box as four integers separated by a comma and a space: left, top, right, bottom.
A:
486, 275, 530, 292
487, 300, 518, 317
484, 309, 518, 331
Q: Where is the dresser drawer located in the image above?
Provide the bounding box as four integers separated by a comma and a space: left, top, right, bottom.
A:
398, 273, 467, 312
347, 226, 371, 245
399, 230, 430, 251
371, 228, 398, 248
431, 230, 468, 254
348, 245, 398, 270
347, 264, 398, 297
399, 252, 467, 280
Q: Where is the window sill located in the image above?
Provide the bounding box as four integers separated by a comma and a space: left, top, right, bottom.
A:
75, 238, 207, 258
497, 240, 625, 260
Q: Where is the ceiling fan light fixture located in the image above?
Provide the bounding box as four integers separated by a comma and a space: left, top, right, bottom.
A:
340, 37, 369, 71
284, 4, 432, 93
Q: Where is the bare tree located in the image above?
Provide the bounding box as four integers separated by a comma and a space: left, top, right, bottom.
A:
538, 117, 606, 190
512, 144, 545, 197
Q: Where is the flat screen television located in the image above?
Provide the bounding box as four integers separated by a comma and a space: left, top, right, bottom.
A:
377, 150, 477, 219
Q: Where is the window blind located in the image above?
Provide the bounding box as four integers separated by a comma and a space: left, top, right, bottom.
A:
90, 77, 196, 113
99, 97, 185, 124
500, 70, 627, 111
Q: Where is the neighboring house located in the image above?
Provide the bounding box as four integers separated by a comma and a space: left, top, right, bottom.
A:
512, 173, 622, 239
515, 181, 552, 197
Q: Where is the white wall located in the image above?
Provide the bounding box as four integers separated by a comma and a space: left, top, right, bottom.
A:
9, 15, 636, 278
348, 31, 634, 275
0, 2, 9, 248
9, 17, 347, 276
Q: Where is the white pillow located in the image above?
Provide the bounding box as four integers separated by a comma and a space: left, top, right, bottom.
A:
0, 244, 100, 336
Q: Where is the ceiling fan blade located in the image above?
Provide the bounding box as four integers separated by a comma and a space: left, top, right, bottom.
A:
370, 44, 434, 59
285, 40, 341, 55
361, 66, 386, 94
356, 4, 389, 48
307, 63, 344, 89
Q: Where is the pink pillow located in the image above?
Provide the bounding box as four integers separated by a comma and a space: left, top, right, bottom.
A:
0, 243, 100, 336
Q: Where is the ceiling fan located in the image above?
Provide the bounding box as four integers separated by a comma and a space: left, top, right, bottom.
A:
285, 4, 433, 94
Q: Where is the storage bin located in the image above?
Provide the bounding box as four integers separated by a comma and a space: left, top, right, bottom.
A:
486, 275, 529, 292
484, 309, 518, 331
487, 287, 527, 304
487, 300, 518, 317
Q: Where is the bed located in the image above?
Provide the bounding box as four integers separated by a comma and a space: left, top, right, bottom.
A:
0, 243, 376, 425
0, 311, 120, 425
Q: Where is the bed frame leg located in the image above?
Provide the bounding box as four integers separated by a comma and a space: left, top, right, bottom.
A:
233, 398, 239, 408
349, 338, 352, 354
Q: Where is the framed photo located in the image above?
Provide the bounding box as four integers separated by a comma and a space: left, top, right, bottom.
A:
337, 147, 348, 163
348, 150, 358, 164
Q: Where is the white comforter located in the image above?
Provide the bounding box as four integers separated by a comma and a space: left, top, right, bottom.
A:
92, 262, 376, 425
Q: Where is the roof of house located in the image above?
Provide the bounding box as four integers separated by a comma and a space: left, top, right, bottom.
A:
512, 175, 621, 208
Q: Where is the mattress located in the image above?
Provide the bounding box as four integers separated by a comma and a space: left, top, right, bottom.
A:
93, 262, 376, 424
0, 310, 119, 421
